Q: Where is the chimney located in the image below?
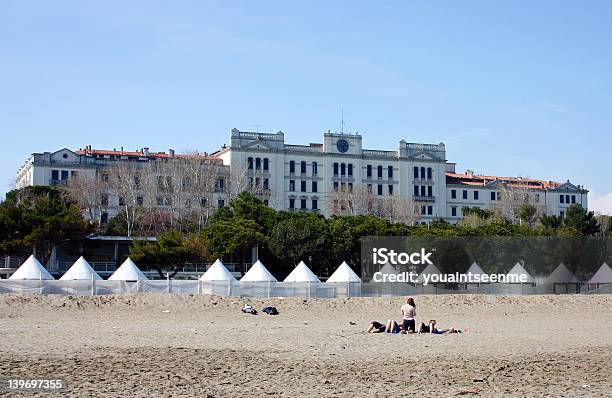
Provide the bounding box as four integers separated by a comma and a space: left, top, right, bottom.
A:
143, 147, 149, 155
169, 148, 175, 156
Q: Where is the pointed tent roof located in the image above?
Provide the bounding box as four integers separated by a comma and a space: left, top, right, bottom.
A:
546, 263, 580, 284
283, 261, 320, 283
59, 256, 102, 280
9, 255, 54, 280
466, 262, 486, 278
588, 263, 612, 284
240, 260, 277, 282
200, 259, 237, 281
415, 263, 443, 284
326, 261, 361, 283
108, 258, 148, 281
505, 262, 535, 284
379, 263, 401, 276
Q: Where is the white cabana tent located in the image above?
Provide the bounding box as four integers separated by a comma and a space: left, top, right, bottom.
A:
240, 260, 277, 282
505, 262, 535, 284
415, 263, 443, 284
108, 258, 148, 281
378, 263, 401, 278
284, 261, 320, 283
588, 263, 612, 284
9, 255, 54, 280
546, 263, 580, 284
200, 259, 237, 281
59, 256, 102, 281
326, 261, 361, 283
466, 262, 486, 279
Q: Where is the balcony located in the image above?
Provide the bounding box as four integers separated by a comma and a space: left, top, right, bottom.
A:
49, 179, 68, 186
414, 195, 436, 202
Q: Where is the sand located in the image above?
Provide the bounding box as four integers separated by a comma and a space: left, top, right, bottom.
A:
0, 293, 610, 397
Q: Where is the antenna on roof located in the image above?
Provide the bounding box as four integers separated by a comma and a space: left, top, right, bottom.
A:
340, 108, 344, 133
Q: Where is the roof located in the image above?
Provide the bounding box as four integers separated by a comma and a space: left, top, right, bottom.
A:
9, 255, 54, 280
446, 171, 560, 190
108, 258, 148, 281
283, 261, 320, 283
200, 259, 237, 282
75, 148, 222, 161
326, 262, 361, 283
546, 263, 580, 284
59, 257, 103, 280
588, 263, 612, 284
240, 260, 278, 282
505, 263, 535, 284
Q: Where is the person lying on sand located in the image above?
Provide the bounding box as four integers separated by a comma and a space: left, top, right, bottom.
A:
367, 320, 404, 334
417, 319, 464, 334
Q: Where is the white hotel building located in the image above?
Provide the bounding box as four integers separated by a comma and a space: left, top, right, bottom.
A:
16, 128, 588, 223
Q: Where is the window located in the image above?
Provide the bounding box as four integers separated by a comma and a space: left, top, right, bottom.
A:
474, 191, 479, 200
560, 210, 565, 218
312, 181, 318, 192
263, 178, 269, 190
101, 212, 108, 224
463, 190, 468, 200
451, 206, 457, 217
414, 185, 419, 196
51, 170, 59, 180
289, 198, 295, 209
263, 199, 269, 206
560, 195, 564, 204
341, 163, 346, 175
289, 161, 295, 173
421, 186, 426, 196
70, 170, 78, 178
333, 181, 339, 190
333, 163, 339, 176
427, 186, 433, 197
263, 158, 269, 171
137, 196, 143, 205
413, 167, 419, 179
367, 165, 372, 178
255, 158, 261, 170
301, 161, 306, 174
61, 170, 69, 180
377, 184, 383, 196
348, 164, 353, 176
101, 194, 109, 206
348, 183, 353, 192
420, 167, 425, 179
427, 206, 433, 215
388, 185, 393, 195
421, 206, 426, 215
571, 195, 576, 204
119, 197, 125, 206
289, 180, 295, 191
200, 198, 208, 207
312, 162, 318, 175
377, 165, 383, 178
301, 181, 306, 192
451, 189, 457, 199
427, 167, 432, 180
218, 179, 224, 189
367, 184, 373, 193
300, 199, 307, 209
312, 199, 318, 210
388, 166, 393, 179
566, 195, 570, 204
218, 199, 225, 208
491, 191, 496, 201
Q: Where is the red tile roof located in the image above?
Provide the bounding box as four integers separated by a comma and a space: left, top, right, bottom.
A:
446, 172, 560, 190
76, 148, 222, 161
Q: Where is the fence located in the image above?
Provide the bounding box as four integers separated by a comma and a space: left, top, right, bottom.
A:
0, 280, 609, 297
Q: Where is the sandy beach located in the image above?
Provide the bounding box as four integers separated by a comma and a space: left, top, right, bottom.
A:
0, 293, 610, 397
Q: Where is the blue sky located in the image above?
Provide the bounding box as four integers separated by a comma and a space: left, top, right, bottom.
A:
1, 1, 611, 213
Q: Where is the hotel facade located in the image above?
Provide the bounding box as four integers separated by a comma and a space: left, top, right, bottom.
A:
16, 128, 588, 224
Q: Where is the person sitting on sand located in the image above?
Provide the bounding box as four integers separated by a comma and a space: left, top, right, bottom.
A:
401, 297, 417, 333
418, 319, 463, 334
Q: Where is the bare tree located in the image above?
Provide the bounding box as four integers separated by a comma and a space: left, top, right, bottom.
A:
64, 171, 108, 226
108, 161, 148, 237
181, 152, 223, 231
492, 184, 546, 225
377, 195, 421, 225
328, 185, 375, 216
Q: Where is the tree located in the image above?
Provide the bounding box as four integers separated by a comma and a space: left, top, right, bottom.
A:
0, 186, 90, 262
130, 230, 203, 278
108, 161, 148, 237
64, 171, 108, 227
518, 203, 537, 227
540, 214, 563, 230
202, 217, 266, 265
268, 213, 328, 275
563, 204, 600, 235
